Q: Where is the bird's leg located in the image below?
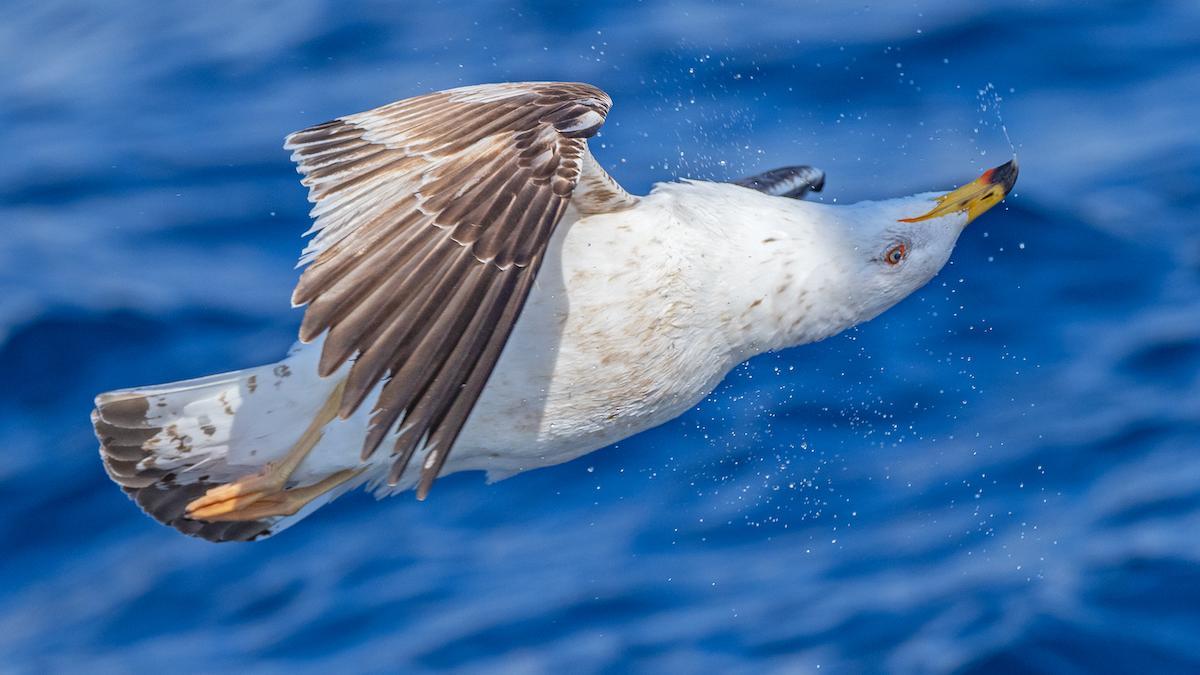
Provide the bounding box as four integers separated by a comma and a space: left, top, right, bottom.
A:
186, 380, 356, 522
187, 467, 363, 522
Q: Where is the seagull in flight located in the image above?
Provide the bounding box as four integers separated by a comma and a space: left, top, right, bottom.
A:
91, 82, 1018, 541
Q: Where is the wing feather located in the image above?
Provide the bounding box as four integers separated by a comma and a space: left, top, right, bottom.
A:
284, 82, 626, 494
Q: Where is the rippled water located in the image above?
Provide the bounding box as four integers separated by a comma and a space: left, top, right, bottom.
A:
2, 1, 1199, 672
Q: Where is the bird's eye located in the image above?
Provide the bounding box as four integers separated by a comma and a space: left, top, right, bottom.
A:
884, 243, 908, 266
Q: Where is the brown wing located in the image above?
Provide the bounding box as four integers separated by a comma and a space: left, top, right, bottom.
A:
284, 82, 616, 498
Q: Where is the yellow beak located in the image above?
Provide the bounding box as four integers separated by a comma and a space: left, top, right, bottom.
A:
899, 159, 1019, 224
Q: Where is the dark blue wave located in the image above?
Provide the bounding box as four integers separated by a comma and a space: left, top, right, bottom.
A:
1, 0, 1199, 672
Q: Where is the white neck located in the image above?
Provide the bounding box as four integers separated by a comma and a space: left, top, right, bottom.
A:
654, 181, 941, 360
720, 208, 868, 357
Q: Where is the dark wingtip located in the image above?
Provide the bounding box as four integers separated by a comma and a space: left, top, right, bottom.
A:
808, 170, 826, 193
732, 165, 826, 200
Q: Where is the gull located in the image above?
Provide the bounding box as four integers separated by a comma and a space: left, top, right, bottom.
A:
91, 82, 1018, 541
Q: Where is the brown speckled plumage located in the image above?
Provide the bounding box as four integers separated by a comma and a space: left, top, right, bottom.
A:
94, 395, 273, 541
284, 82, 625, 496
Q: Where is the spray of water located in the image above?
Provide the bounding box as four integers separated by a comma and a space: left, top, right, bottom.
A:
978, 82, 1017, 158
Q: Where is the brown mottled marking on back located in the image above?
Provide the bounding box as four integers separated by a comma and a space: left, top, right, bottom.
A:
217, 392, 235, 416
163, 424, 193, 453
573, 152, 639, 215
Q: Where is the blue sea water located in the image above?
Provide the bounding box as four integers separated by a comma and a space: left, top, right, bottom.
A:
2, 0, 1199, 671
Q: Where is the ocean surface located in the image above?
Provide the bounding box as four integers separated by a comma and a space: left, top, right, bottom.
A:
2, 1, 1199, 672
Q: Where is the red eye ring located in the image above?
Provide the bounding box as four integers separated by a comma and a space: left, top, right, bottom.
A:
884, 243, 907, 265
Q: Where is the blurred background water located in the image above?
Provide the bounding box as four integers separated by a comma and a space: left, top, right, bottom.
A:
1, 0, 1199, 672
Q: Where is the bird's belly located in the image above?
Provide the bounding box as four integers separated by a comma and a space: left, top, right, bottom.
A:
448, 209, 733, 478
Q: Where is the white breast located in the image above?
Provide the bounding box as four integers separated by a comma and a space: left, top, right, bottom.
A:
448, 192, 741, 480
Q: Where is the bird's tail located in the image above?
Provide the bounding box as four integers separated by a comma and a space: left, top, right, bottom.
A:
92, 348, 361, 542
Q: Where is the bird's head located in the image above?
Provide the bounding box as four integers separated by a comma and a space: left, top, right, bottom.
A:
707, 159, 1018, 354
827, 159, 1019, 323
